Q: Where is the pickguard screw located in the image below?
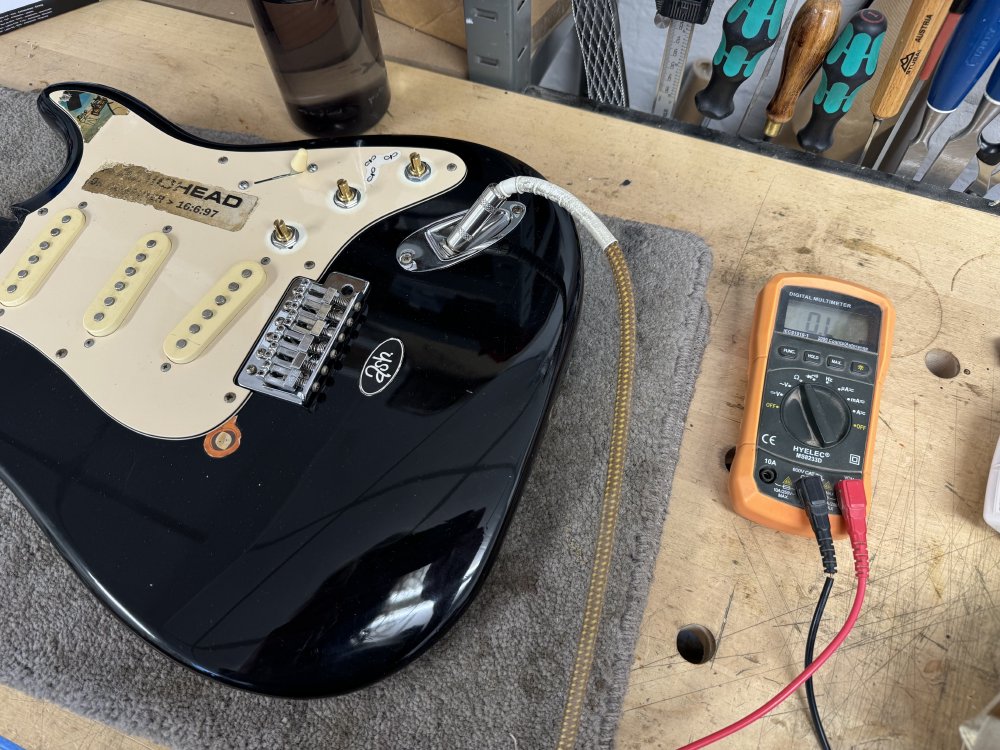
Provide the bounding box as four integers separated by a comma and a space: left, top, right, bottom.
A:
307, 163, 318, 173
160, 362, 171, 372
38, 208, 48, 216
218, 156, 229, 165
55, 348, 67, 359
0, 309, 6, 317
163, 225, 173, 233
238, 180, 250, 190
261, 257, 271, 266
78, 201, 88, 209
304, 261, 315, 270
84, 338, 94, 348
224, 392, 236, 403
447, 163, 458, 172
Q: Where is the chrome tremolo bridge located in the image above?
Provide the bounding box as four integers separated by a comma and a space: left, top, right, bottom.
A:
237, 274, 369, 405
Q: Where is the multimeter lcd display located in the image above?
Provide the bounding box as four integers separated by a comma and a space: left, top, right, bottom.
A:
783, 299, 874, 348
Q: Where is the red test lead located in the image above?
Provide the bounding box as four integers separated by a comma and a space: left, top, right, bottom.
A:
677, 481, 870, 750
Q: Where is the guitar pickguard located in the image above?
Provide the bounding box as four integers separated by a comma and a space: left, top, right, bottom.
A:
0, 88, 466, 439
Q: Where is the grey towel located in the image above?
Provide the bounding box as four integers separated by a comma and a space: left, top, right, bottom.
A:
0, 86, 712, 749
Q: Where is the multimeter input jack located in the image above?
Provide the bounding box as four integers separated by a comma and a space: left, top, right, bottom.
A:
758, 467, 777, 484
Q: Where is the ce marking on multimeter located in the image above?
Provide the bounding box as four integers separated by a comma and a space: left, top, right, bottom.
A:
730, 273, 894, 538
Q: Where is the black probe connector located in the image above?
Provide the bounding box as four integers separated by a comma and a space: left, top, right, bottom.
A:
795, 475, 837, 574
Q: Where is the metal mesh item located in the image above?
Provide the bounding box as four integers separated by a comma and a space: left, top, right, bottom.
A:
571, 0, 629, 108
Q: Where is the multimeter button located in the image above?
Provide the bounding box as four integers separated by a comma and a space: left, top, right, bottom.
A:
777, 345, 798, 359
826, 355, 846, 369
803, 351, 822, 365
850, 361, 871, 376
781, 384, 851, 448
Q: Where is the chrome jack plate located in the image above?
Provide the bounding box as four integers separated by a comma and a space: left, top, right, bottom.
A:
396, 201, 525, 272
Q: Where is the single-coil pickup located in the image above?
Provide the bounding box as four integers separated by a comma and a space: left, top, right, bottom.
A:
0, 208, 87, 307
163, 262, 266, 364
84, 232, 171, 337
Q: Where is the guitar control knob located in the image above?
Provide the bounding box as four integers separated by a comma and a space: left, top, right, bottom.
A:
290, 148, 309, 173
780, 384, 850, 448
334, 179, 360, 209
405, 152, 431, 182
270, 219, 298, 249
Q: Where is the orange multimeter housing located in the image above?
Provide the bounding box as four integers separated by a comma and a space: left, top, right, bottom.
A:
730, 273, 895, 538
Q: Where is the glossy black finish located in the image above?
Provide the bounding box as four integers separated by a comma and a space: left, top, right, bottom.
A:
1, 84, 582, 697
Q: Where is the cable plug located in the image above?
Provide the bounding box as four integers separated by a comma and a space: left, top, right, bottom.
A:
835, 479, 869, 578
795, 475, 837, 575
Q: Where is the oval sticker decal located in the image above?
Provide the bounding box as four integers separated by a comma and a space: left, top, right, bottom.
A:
359, 337, 405, 396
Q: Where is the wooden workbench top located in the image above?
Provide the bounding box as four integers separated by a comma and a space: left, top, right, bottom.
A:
2, 2, 999, 748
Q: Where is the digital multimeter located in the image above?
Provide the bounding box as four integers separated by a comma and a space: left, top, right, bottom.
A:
730, 273, 894, 537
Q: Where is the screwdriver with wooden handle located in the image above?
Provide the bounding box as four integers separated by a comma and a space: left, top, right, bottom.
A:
797, 9, 888, 154
857, 0, 952, 165
920, 59, 1000, 187
763, 0, 841, 139
695, 0, 789, 121
873, 0, 970, 171
895, 0, 1000, 180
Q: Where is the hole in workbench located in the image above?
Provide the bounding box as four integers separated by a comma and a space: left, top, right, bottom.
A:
724, 447, 735, 472
676, 624, 717, 665
925, 349, 960, 379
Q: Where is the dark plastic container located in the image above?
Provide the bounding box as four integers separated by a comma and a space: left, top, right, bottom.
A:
246, 0, 390, 136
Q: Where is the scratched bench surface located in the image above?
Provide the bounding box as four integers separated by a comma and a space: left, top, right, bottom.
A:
2, 2, 1000, 748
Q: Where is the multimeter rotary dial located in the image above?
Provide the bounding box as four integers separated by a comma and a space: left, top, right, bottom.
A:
780, 384, 851, 448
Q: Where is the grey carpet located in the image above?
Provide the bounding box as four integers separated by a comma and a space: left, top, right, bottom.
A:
0, 86, 712, 749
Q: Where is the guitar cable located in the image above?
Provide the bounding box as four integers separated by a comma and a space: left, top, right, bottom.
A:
454, 178, 637, 750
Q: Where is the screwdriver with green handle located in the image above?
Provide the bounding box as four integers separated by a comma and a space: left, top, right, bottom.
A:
695, 0, 789, 121
797, 9, 888, 153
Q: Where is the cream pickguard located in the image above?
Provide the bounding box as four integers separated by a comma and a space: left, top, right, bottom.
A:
0, 89, 466, 439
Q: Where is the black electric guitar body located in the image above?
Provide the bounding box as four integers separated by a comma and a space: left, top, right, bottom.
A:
0, 84, 581, 697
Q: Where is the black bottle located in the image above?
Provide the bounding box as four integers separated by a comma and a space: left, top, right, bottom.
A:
246, 0, 390, 136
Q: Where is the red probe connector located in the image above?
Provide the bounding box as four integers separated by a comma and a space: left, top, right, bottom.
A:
835, 479, 869, 577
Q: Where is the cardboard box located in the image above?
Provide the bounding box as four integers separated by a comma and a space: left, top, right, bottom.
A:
373, 0, 569, 50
